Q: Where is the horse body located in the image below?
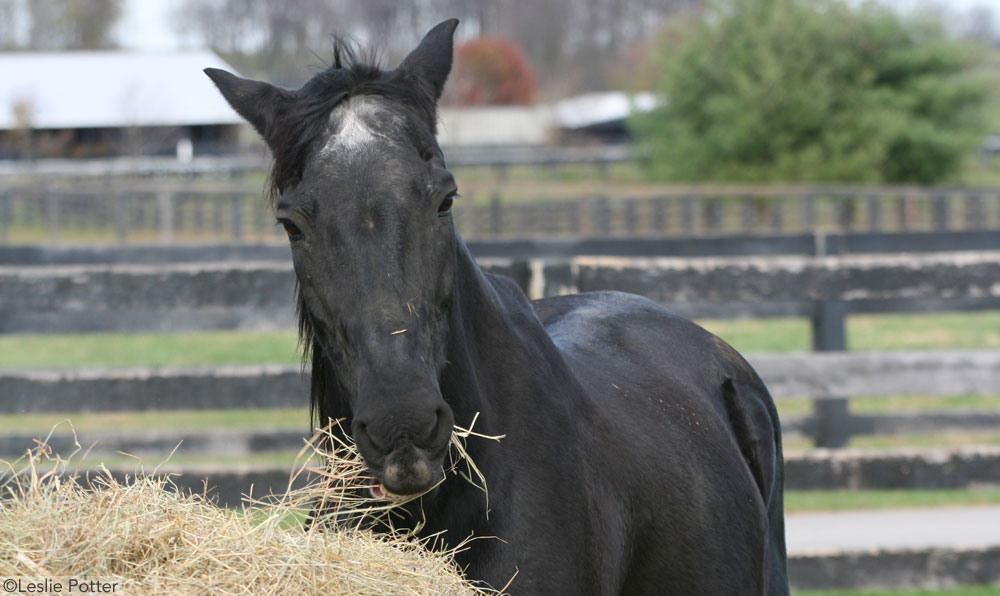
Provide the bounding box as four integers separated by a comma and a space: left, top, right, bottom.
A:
206, 18, 788, 595
415, 243, 787, 595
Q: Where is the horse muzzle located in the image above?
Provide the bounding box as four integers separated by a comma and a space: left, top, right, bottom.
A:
353, 401, 454, 498
371, 442, 444, 497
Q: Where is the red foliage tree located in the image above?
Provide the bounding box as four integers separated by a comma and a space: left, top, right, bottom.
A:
444, 37, 538, 106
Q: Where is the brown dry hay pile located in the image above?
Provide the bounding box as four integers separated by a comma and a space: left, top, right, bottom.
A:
0, 423, 503, 596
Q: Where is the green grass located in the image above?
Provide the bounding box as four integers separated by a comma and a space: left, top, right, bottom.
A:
785, 489, 1000, 512
847, 430, 1000, 449
797, 587, 1000, 596
697, 311, 1000, 354
781, 429, 1000, 451
0, 408, 309, 435
0, 330, 301, 369
847, 312, 1000, 351
775, 395, 1000, 418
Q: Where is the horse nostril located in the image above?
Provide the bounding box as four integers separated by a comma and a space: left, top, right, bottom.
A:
354, 418, 380, 452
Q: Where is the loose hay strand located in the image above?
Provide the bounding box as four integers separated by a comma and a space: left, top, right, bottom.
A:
0, 422, 503, 596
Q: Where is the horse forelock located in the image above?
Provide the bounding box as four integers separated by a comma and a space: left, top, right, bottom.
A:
265, 41, 439, 208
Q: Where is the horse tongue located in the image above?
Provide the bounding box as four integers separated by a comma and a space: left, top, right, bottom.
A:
371, 483, 404, 501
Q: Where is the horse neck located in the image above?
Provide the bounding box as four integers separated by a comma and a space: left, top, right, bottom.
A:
440, 238, 574, 433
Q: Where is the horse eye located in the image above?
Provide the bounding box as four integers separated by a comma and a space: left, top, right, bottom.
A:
437, 193, 458, 217
278, 218, 303, 241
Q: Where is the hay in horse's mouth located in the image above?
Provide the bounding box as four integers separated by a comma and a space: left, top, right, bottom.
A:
302, 414, 503, 528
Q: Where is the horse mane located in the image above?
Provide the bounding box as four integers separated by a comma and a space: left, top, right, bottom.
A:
265, 39, 440, 208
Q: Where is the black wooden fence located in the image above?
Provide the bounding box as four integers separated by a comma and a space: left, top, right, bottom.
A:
2, 236, 999, 448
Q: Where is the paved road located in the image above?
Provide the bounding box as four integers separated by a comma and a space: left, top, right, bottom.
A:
785, 505, 1000, 554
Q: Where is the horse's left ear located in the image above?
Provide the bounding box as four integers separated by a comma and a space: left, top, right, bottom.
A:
396, 18, 459, 103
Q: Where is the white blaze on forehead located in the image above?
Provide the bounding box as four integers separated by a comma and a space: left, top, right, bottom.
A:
321, 96, 387, 155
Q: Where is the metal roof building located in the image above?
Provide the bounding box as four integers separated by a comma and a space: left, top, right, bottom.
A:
0, 50, 243, 129
0, 51, 244, 158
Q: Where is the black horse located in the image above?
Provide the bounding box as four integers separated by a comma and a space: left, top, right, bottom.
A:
207, 19, 788, 595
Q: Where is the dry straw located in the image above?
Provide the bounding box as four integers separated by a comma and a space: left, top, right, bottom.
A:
0, 420, 504, 596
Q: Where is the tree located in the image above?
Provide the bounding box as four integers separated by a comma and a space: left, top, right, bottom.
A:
26, 0, 123, 50
635, 0, 997, 184
444, 37, 537, 105
175, 0, 700, 93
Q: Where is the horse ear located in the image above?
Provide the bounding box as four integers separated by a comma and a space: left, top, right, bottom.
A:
204, 68, 291, 146
396, 18, 459, 103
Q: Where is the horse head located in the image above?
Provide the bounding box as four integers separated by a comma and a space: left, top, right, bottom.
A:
206, 20, 461, 498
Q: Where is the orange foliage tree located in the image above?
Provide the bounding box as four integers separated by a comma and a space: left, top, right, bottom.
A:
444, 37, 538, 106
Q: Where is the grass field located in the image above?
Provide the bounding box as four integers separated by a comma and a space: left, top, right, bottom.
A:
784, 488, 1000, 511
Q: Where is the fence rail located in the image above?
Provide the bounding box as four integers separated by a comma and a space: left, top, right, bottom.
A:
3, 182, 999, 244
2, 348, 996, 431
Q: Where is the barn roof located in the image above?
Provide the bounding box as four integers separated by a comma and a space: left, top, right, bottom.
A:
0, 51, 244, 130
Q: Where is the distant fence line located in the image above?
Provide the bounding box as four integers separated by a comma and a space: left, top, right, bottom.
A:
2, 181, 999, 244
0, 146, 628, 180
5, 229, 1000, 266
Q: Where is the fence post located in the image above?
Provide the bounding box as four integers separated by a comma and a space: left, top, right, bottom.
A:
933, 192, 949, 231
741, 197, 754, 232
115, 193, 129, 245
0, 190, 9, 245
802, 192, 816, 232
651, 197, 667, 233
231, 194, 243, 242
157, 190, 174, 244
811, 299, 850, 448
489, 193, 502, 236
867, 194, 881, 232
47, 191, 60, 245
592, 196, 611, 236
682, 195, 697, 234
624, 199, 637, 235
706, 197, 722, 232
769, 196, 783, 233
964, 193, 984, 230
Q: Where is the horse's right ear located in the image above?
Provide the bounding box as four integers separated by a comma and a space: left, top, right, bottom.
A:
204, 68, 291, 145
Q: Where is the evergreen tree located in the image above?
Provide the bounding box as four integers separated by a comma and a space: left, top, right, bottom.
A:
635, 0, 996, 184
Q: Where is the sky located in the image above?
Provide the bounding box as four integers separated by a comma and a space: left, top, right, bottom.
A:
116, 0, 186, 51
114, 0, 1000, 51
